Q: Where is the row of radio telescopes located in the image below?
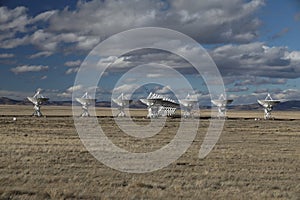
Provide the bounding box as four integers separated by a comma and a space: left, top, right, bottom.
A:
26, 89, 281, 120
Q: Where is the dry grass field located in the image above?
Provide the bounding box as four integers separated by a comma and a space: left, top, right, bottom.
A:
0, 105, 299, 199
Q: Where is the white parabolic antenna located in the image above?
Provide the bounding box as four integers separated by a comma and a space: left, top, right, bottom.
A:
75, 92, 96, 117
179, 93, 198, 118
140, 92, 179, 118
112, 93, 132, 117
211, 94, 233, 118
257, 93, 280, 119
27, 89, 49, 117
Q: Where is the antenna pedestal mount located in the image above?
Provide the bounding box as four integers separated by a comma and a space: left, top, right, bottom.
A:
112, 93, 132, 117
75, 92, 96, 117
257, 94, 280, 120
27, 90, 49, 117
33, 104, 42, 117
179, 94, 198, 118
211, 94, 233, 119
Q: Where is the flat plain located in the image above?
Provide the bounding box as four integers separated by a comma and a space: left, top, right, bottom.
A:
0, 105, 299, 199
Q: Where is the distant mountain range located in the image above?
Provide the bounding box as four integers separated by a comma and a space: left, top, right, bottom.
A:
228, 100, 300, 111
0, 97, 300, 110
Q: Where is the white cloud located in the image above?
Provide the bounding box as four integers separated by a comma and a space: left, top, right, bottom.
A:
0, 6, 29, 33
57, 85, 107, 99
58, 84, 83, 98
234, 77, 287, 86
273, 89, 300, 101
95, 56, 131, 70
155, 85, 172, 94
0, 35, 29, 48
0, 7, 56, 49
112, 83, 139, 94
66, 84, 83, 93
10, 65, 48, 74
285, 51, 300, 62
64, 59, 81, 67
29, 51, 52, 59
65, 67, 79, 75
0, 0, 265, 51
30, 10, 57, 23
226, 86, 249, 93
0, 53, 14, 58
210, 43, 300, 79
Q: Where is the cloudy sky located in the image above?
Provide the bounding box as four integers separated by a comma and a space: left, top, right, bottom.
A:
0, 0, 300, 104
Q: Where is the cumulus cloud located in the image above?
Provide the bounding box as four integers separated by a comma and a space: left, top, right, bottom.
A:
2, 0, 299, 103
65, 67, 79, 75
64, 59, 81, 67
226, 86, 249, 92
30, 10, 57, 23
0, 6, 29, 34
58, 84, 83, 97
112, 83, 139, 94
0, 7, 55, 49
210, 42, 300, 79
234, 77, 287, 86
66, 84, 83, 93
0, 0, 265, 51
273, 89, 300, 100
0, 53, 14, 58
83, 40, 300, 81
10, 65, 48, 74
29, 51, 52, 59
253, 88, 281, 94
63, 60, 81, 74
155, 85, 172, 94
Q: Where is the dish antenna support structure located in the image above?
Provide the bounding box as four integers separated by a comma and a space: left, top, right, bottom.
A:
112, 93, 132, 117
211, 94, 233, 118
140, 92, 178, 118
27, 89, 49, 117
257, 93, 280, 120
75, 92, 96, 117
179, 94, 198, 118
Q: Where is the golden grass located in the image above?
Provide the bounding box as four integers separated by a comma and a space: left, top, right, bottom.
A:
0, 105, 299, 199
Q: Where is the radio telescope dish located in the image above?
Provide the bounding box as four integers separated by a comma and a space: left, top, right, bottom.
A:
179, 93, 198, 118
112, 93, 132, 117
211, 94, 233, 118
140, 92, 178, 118
27, 89, 49, 117
75, 92, 96, 117
257, 93, 280, 119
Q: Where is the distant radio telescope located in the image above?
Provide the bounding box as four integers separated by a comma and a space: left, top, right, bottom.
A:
211, 94, 233, 118
179, 93, 198, 118
140, 92, 179, 118
27, 89, 49, 117
257, 93, 280, 120
75, 92, 96, 117
112, 93, 132, 117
